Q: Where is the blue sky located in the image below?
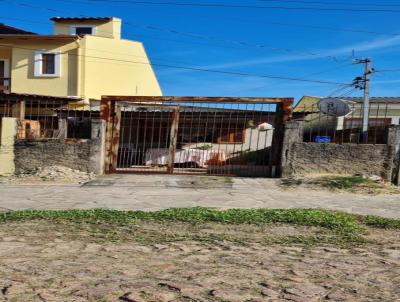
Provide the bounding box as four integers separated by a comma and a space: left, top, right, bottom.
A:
1, 0, 400, 101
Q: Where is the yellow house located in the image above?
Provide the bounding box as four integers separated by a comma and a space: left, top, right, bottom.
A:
0, 17, 162, 101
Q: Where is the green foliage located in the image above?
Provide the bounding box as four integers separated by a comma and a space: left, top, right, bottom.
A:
362, 215, 400, 229
311, 176, 374, 190
1, 208, 398, 246
0, 208, 358, 232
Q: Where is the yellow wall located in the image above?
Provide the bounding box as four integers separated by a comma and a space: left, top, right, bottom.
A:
8, 40, 80, 97
3, 28, 162, 100
0, 118, 16, 176
54, 18, 122, 39
81, 35, 162, 99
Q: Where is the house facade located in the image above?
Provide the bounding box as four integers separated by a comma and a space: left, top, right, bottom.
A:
0, 17, 162, 101
294, 95, 400, 129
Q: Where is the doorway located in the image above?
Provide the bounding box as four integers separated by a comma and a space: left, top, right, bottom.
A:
0, 59, 10, 92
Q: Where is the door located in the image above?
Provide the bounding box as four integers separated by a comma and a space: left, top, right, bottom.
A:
0, 61, 4, 88
0, 59, 10, 92
116, 104, 180, 174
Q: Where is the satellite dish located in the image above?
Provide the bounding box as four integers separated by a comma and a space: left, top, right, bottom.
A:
318, 98, 352, 117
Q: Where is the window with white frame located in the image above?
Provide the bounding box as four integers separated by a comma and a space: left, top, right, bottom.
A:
69, 25, 96, 35
34, 51, 61, 77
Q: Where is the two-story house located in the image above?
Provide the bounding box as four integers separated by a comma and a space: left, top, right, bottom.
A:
0, 17, 162, 101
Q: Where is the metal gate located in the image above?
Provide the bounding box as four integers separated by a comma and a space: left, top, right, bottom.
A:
101, 96, 292, 177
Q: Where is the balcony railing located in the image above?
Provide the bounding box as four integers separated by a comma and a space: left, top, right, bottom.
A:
0, 78, 11, 93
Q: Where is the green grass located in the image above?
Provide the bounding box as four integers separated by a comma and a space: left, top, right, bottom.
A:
311, 176, 377, 190
362, 215, 400, 229
1, 208, 398, 246
281, 175, 395, 194
1, 207, 396, 230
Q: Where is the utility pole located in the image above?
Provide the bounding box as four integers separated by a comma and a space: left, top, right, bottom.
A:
354, 58, 372, 143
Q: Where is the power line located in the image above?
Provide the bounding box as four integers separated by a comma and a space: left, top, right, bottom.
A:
4, 0, 400, 38
122, 22, 345, 61
374, 68, 400, 73
0, 10, 351, 62
54, 0, 400, 13
0, 43, 350, 85
257, 0, 400, 8
265, 21, 400, 37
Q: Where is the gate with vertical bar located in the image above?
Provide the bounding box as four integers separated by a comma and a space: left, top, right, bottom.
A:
101, 96, 292, 177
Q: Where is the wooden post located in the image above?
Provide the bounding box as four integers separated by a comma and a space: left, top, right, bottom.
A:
11, 100, 25, 139
270, 99, 293, 177
110, 104, 121, 173
57, 114, 68, 139
167, 108, 180, 174
101, 98, 121, 174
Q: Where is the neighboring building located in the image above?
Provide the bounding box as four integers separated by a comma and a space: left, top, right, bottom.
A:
294, 96, 400, 130
0, 23, 36, 35
0, 17, 162, 101
293, 95, 400, 143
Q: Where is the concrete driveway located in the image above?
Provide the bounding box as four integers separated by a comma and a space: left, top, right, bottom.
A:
0, 174, 399, 218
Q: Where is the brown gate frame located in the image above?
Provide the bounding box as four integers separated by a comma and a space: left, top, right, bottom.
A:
101, 96, 293, 176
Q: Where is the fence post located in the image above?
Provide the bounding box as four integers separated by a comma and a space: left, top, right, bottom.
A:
101, 98, 121, 174
387, 125, 400, 185
280, 121, 304, 178
11, 100, 25, 139
89, 119, 106, 175
57, 116, 68, 140
271, 99, 293, 177
167, 108, 180, 174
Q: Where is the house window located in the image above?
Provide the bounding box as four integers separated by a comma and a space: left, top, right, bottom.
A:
42, 53, 55, 75
74, 27, 93, 35
70, 26, 96, 36
34, 51, 61, 77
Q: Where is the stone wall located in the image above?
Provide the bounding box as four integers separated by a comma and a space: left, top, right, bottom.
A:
285, 143, 394, 181
282, 121, 398, 182
0, 118, 17, 176
388, 125, 400, 185
13, 120, 105, 175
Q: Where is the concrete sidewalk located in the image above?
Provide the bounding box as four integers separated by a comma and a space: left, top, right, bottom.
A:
0, 174, 399, 218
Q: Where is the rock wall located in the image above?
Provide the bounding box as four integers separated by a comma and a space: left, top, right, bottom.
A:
0, 118, 17, 176
285, 142, 395, 181
14, 139, 99, 174
13, 120, 105, 175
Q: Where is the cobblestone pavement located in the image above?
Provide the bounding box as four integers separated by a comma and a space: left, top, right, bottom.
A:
0, 174, 399, 218
0, 221, 399, 302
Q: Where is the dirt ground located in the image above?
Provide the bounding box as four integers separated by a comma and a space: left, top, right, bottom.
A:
0, 221, 399, 302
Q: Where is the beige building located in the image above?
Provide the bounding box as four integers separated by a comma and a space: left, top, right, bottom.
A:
294, 96, 400, 130
0, 17, 162, 101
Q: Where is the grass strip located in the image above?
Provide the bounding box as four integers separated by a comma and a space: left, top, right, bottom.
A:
362, 215, 400, 229
0, 207, 362, 233
1, 208, 399, 231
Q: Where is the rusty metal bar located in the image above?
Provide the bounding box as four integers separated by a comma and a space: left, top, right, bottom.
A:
167, 108, 180, 174
102, 96, 293, 104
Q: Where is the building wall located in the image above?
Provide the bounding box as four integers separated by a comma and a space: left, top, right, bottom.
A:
9, 40, 79, 97
53, 18, 122, 39
0, 118, 16, 176
4, 28, 161, 100
80, 35, 162, 100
